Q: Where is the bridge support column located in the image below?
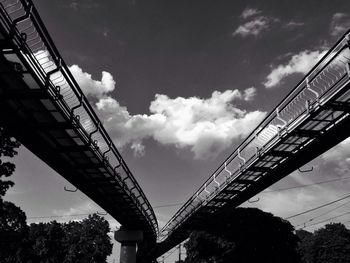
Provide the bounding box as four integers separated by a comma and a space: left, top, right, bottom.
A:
114, 227, 143, 263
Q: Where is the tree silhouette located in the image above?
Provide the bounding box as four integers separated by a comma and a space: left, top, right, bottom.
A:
0, 201, 30, 262
0, 127, 28, 262
63, 214, 113, 263
297, 223, 350, 263
27, 214, 113, 263
0, 126, 20, 199
184, 207, 301, 263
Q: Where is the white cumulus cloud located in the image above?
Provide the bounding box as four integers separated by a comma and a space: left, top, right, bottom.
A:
97, 89, 265, 159
66, 64, 264, 159
69, 64, 116, 98
264, 50, 327, 88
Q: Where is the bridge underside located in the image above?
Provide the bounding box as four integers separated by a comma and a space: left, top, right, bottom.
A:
147, 73, 350, 261
0, 52, 156, 250
0, 0, 159, 257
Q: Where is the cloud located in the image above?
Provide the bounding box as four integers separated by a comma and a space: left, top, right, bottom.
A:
69, 65, 116, 98
233, 16, 270, 37
322, 138, 350, 176
32, 52, 116, 98
330, 13, 350, 37
52, 200, 100, 221
130, 141, 146, 157
66, 1, 99, 10
243, 87, 256, 101
284, 21, 305, 28
241, 8, 261, 19
32, 54, 263, 159
264, 50, 327, 88
65, 64, 264, 159
97, 90, 266, 159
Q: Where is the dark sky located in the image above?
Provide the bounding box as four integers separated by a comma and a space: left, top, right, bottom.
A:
5, 0, 350, 261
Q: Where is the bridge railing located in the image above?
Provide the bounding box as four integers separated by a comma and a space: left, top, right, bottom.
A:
159, 31, 350, 241
0, 0, 158, 234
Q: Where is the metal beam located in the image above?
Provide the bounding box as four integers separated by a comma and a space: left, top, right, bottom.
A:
267, 150, 293, 158
0, 89, 47, 100
291, 129, 321, 138
234, 179, 255, 185
249, 166, 271, 173
322, 101, 350, 112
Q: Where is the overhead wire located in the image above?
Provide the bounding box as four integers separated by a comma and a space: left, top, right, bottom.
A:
27, 177, 350, 220
27, 213, 93, 219
263, 176, 350, 193
285, 193, 350, 220
154, 202, 184, 209
295, 198, 350, 228
299, 210, 350, 229
152, 176, 350, 209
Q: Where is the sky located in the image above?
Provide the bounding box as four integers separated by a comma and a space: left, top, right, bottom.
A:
3, 0, 350, 262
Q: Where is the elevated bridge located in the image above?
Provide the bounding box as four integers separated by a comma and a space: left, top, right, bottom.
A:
151, 31, 350, 261
0, 0, 157, 257
1, 0, 350, 262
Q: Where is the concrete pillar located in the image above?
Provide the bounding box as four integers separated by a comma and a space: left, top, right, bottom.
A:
114, 227, 143, 263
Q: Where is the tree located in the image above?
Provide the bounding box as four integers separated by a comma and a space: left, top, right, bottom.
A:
184, 207, 301, 263
296, 229, 314, 263
0, 126, 20, 199
63, 214, 113, 263
28, 221, 66, 263
0, 201, 30, 263
297, 223, 350, 263
27, 214, 113, 263
0, 126, 29, 262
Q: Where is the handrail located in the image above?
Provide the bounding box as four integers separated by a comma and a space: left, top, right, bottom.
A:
0, 0, 158, 235
159, 29, 350, 241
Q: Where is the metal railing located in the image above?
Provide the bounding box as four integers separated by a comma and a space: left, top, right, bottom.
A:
0, 0, 158, 235
159, 31, 350, 241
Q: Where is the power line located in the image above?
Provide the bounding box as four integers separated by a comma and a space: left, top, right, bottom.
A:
299, 210, 350, 229
285, 193, 350, 220
154, 202, 184, 209
263, 176, 350, 193
295, 198, 350, 228
27, 212, 103, 220
27, 178, 350, 223
153, 176, 350, 209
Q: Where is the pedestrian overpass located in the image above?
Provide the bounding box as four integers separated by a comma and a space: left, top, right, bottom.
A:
0, 0, 349, 262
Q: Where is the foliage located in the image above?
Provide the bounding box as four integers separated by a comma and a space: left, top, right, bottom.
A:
296, 229, 314, 263
184, 207, 301, 263
0, 201, 31, 263
28, 221, 66, 263
0, 126, 20, 199
63, 214, 113, 263
26, 214, 113, 263
0, 127, 112, 262
0, 127, 28, 262
297, 223, 350, 263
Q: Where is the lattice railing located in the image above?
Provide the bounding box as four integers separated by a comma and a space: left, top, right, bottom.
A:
159, 31, 350, 241
0, 0, 158, 235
